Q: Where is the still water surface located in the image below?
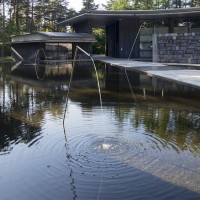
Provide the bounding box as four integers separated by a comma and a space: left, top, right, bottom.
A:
0, 62, 200, 200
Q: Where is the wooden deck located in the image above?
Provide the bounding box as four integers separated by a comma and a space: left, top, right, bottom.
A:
93, 55, 200, 89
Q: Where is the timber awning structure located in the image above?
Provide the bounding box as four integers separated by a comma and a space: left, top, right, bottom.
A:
11, 32, 96, 61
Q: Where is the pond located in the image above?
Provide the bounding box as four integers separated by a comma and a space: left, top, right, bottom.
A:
0, 62, 200, 200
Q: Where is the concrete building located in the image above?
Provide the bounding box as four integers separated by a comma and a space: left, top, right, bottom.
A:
58, 8, 200, 64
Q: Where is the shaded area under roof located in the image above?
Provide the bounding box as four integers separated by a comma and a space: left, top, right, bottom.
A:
12, 32, 96, 43
57, 7, 200, 27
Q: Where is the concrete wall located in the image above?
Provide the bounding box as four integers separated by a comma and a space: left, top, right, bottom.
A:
106, 21, 119, 57
118, 19, 140, 58
155, 32, 200, 64
11, 43, 45, 62
106, 19, 140, 58
73, 20, 92, 33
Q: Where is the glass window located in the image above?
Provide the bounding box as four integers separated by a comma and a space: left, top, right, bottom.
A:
45, 43, 72, 60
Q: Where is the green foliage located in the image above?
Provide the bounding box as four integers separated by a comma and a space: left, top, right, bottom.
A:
132, 0, 155, 9
105, 0, 198, 10
34, 0, 76, 32
105, 0, 132, 10
0, 0, 77, 36
92, 28, 105, 54
81, 0, 99, 11
0, 43, 11, 57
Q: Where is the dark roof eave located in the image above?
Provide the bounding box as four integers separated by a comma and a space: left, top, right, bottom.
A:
57, 7, 200, 27
11, 32, 96, 43
11, 39, 96, 44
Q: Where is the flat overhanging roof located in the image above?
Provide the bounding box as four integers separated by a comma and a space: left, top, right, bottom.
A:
11, 32, 96, 43
57, 7, 200, 27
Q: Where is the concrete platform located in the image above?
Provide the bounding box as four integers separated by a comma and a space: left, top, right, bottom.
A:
93, 55, 200, 89
93, 55, 166, 68
147, 70, 200, 89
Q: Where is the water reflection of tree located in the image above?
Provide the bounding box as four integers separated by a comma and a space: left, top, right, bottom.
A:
0, 112, 41, 153
114, 105, 200, 155
0, 82, 42, 153
0, 72, 67, 153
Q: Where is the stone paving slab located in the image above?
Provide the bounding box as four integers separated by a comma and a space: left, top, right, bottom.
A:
147, 70, 200, 89
93, 55, 200, 89
93, 55, 165, 68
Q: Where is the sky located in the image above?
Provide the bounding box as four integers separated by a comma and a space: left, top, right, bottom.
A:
68, 0, 107, 11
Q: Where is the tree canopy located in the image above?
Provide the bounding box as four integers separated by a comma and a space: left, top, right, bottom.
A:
0, 0, 76, 41
105, 0, 200, 10
81, 0, 99, 11
105, 0, 132, 10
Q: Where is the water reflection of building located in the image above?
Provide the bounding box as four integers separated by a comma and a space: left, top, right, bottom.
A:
10, 61, 93, 81
103, 64, 200, 99
0, 64, 70, 154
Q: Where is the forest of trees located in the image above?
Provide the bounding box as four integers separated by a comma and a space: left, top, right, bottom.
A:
105, 0, 200, 10
1, 0, 200, 57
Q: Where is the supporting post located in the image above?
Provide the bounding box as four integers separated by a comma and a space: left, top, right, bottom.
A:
1, 0, 5, 58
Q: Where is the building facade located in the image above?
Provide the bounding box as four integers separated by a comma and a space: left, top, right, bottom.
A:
58, 8, 200, 63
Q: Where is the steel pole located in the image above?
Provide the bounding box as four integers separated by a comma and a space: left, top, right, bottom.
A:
1, 0, 5, 58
